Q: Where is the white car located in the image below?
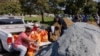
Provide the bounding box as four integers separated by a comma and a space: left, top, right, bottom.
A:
0, 16, 51, 53
0, 16, 26, 52
0, 29, 14, 52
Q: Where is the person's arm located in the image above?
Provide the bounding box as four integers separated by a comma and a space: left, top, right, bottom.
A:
23, 37, 35, 43
19, 32, 31, 42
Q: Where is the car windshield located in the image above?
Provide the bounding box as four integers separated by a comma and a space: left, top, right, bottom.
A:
0, 19, 24, 25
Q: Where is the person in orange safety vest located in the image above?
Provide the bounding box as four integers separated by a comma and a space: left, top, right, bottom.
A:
27, 31, 40, 56
27, 23, 48, 56
27, 25, 48, 56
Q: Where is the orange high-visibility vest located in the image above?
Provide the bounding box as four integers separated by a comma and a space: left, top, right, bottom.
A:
27, 31, 41, 56
40, 30, 48, 42
27, 30, 48, 56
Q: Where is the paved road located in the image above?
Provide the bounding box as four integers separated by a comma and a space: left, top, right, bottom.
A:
0, 52, 19, 56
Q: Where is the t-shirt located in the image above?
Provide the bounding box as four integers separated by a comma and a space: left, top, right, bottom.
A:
14, 32, 29, 48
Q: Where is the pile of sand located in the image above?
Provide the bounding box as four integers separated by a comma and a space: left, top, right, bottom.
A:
36, 22, 100, 56
87, 21, 98, 27
63, 18, 73, 28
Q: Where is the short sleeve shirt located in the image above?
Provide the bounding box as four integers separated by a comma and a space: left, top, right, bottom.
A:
14, 32, 29, 48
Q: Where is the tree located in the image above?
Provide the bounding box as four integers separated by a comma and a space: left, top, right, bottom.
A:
48, 0, 66, 15
83, 0, 98, 15
0, 0, 9, 3
6, 3, 21, 15
0, 1, 21, 15
64, 0, 98, 15
97, 2, 100, 16
36, 0, 50, 22
25, 0, 49, 22
19, 0, 28, 15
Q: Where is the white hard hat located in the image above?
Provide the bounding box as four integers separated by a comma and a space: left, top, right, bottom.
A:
34, 22, 40, 27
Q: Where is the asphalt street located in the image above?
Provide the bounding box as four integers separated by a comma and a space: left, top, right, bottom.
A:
0, 52, 19, 56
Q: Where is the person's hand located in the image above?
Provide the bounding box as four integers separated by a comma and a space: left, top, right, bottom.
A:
30, 39, 36, 43
30, 41, 38, 47
29, 42, 39, 51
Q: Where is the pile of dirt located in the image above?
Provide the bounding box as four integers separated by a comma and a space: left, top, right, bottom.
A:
63, 18, 73, 28
36, 22, 100, 56
87, 21, 98, 27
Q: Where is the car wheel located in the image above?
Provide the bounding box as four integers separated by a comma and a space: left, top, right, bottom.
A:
0, 39, 4, 53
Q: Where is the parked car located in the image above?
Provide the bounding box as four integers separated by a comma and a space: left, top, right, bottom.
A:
0, 16, 51, 53
0, 29, 14, 52
0, 16, 26, 52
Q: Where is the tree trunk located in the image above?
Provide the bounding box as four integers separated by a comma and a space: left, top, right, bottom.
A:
29, 12, 31, 17
41, 11, 44, 23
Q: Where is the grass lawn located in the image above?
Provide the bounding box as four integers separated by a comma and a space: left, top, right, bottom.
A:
24, 16, 54, 25
24, 16, 54, 22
